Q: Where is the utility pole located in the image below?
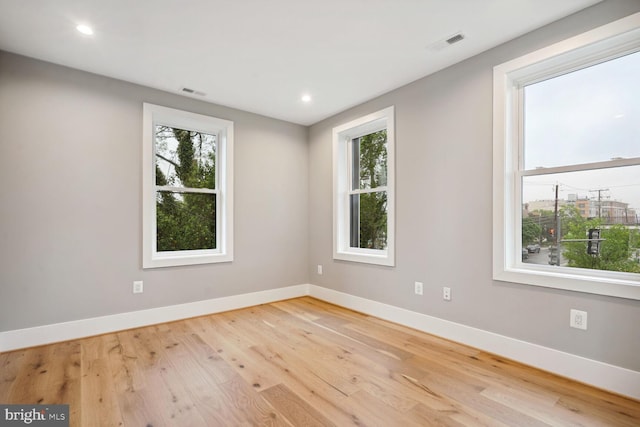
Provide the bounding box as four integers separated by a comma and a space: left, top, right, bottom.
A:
554, 184, 559, 248
549, 184, 560, 266
538, 211, 543, 245
589, 188, 609, 219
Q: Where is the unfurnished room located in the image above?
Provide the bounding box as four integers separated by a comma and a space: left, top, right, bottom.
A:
1, 0, 640, 426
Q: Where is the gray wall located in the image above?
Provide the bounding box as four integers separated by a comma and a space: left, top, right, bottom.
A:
0, 52, 309, 331
308, 0, 640, 371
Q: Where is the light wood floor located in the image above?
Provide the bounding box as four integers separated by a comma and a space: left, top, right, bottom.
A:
1, 297, 639, 426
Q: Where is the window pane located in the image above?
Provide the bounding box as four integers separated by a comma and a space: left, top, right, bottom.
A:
155, 125, 216, 189
352, 130, 387, 190
350, 191, 388, 249
521, 166, 640, 273
156, 191, 216, 251
523, 51, 640, 170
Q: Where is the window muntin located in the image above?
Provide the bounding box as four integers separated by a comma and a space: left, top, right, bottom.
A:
143, 103, 233, 268
333, 107, 395, 266
493, 13, 640, 299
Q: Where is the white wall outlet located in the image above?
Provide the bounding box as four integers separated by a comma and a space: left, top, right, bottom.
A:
443, 287, 451, 301
317, 264, 323, 275
414, 281, 423, 295
133, 280, 144, 294
570, 309, 587, 330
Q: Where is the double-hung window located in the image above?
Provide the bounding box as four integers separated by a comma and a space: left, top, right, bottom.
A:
143, 103, 233, 268
493, 13, 640, 299
333, 106, 395, 266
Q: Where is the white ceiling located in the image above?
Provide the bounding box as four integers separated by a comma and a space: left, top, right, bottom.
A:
0, 0, 601, 125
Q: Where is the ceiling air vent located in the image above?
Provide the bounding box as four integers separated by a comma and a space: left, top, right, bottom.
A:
427, 32, 466, 51
180, 87, 206, 96
446, 33, 465, 45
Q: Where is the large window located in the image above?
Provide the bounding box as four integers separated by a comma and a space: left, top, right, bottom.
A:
493, 13, 640, 299
143, 104, 233, 268
333, 107, 395, 266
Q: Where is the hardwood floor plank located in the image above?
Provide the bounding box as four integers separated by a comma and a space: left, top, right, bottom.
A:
1, 296, 638, 426
151, 324, 243, 426
5, 346, 50, 403
253, 304, 427, 396
364, 314, 482, 357
249, 343, 365, 426
104, 332, 145, 395
480, 387, 580, 427
344, 389, 426, 427
270, 299, 324, 322
555, 396, 640, 427
166, 321, 236, 384
80, 336, 124, 427
410, 401, 509, 427
474, 351, 640, 418
115, 384, 165, 427
7, 342, 82, 425
188, 315, 284, 392
118, 326, 209, 426
218, 306, 365, 397
104, 331, 167, 426
261, 383, 336, 427
149, 336, 236, 426
409, 359, 547, 426
217, 375, 293, 426
0, 349, 27, 402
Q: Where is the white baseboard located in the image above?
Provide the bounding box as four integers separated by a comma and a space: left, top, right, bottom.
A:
308, 284, 640, 401
2, 283, 638, 400
0, 284, 310, 352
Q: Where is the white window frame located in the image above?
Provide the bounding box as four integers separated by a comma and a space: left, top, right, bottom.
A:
142, 103, 233, 268
493, 13, 640, 300
333, 106, 395, 266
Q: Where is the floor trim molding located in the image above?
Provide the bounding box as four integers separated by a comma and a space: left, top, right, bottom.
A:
2, 283, 638, 400
308, 285, 640, 401
0, 284, 310, 352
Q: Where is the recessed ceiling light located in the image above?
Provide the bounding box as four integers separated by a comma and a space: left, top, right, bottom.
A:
76, 24, 94, 36
301, 94, 312, 103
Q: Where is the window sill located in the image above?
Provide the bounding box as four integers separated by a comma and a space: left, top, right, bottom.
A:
494, 267, 640, 300
334, 249, 394, 267
143, 251, 233, 269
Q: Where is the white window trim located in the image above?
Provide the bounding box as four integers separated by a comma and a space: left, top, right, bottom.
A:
142, 103, 233, 268
493, 13, 640, 300
333, 106, 395, 266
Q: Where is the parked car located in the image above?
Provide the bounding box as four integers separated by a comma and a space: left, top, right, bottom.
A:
522, 248, 529, 260
526, 243, 540, 253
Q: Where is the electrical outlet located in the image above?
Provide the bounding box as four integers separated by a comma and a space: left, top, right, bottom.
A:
414, 281, 423, 295
317, 264, 323, 275
570, 309, 587, 330
133, 280, 144, 294
443, 287, 451, 301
